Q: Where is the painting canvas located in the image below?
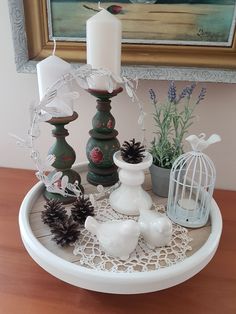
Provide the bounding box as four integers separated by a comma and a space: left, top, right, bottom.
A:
49, 0, 236, 47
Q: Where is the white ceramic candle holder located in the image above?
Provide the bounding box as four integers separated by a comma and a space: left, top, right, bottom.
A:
109, 151, 153, 215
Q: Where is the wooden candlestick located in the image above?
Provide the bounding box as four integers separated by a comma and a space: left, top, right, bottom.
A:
44, 111, 83, 204
86, 87, 123, 186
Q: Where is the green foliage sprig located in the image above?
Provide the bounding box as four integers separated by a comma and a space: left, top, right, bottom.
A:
149, 82, 206, 169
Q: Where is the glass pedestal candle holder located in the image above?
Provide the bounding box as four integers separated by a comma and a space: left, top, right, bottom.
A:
86, 87, 123, 186
44, 111, 83, 204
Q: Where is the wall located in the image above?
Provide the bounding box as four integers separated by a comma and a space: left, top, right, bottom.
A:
0, 0, 235, 190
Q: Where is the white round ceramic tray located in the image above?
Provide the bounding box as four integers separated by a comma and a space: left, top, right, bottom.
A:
19, 164, 222, 294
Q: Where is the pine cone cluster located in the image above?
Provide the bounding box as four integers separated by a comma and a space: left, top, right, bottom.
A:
120, 139, 145, 164
41, 195, 95, 247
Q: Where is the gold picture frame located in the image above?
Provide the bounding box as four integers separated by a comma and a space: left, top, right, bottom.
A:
23, 0, 236, 70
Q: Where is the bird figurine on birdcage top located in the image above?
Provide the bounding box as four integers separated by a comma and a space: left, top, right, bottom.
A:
167, 133, 221, 228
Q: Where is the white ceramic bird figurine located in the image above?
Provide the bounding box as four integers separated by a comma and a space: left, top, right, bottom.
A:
186, 133, 221, 152
138, 209, 173, 249
85, 217, 140, 260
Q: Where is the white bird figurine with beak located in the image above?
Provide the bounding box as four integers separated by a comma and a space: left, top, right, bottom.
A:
186, 133, 221, 152
85, 217, 140, 260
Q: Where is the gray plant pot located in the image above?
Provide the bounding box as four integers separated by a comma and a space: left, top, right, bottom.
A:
149, 164, 171, 198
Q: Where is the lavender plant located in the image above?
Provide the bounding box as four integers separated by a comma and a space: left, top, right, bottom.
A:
149, 82, 206, 169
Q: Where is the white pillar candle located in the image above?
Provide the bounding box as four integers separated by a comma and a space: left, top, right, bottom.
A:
86, 9, 122, 91
37, 55, 73, 117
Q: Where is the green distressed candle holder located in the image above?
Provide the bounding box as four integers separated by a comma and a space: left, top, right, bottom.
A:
44, 111, 84, 204
86, 87, 123, 186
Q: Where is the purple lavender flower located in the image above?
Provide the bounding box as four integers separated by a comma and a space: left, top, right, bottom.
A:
149, 88, 157, 104
196, 87, 207, 104
168, 81, 176, 103
177, 86, 189, 102
187, 82, 196, 97
177, 82, 197, 102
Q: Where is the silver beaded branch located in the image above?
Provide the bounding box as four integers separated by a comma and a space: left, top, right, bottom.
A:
12, 64, 147, 199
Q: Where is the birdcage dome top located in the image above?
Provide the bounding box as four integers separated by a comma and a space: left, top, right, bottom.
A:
171, 151, 216, 189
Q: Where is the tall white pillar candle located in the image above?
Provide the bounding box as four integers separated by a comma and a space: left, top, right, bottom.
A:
86, 9, 122, 90
37, 55, 73, 117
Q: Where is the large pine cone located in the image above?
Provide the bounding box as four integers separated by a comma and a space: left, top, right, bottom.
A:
41, 199, 68, 227
71, 195, 95, 225
120, 138, 145, 164
51, 216, 80, 247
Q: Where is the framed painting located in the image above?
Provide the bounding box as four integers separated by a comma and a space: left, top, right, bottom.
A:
8, 0, 236, 82
49, 0, 236, 46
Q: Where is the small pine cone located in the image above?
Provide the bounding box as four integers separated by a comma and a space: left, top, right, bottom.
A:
120, 138, 145, 164
41, 199, 68, 227
51, 216, 80, 247
71, 195, 95, 225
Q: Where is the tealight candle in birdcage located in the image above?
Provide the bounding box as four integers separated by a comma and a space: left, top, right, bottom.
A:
167, 133, 221, 228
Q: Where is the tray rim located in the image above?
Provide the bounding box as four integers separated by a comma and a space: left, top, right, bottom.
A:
19, 163, 223, 294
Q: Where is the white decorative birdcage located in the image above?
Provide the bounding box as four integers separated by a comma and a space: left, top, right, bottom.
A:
167, 134, 221, 228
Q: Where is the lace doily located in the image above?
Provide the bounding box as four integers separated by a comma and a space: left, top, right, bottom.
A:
73, 199, 192, 273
